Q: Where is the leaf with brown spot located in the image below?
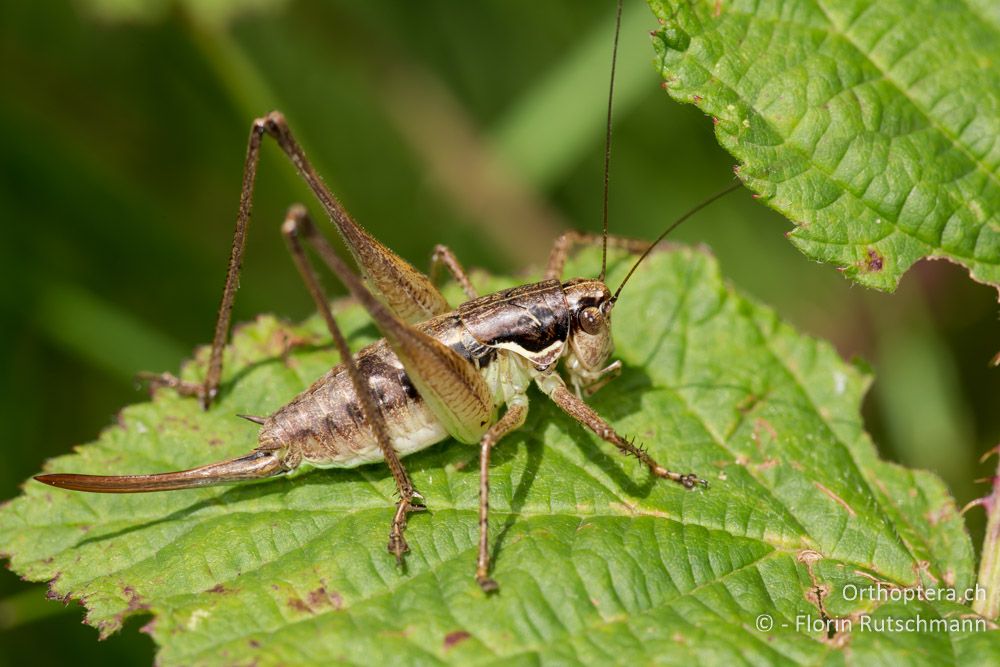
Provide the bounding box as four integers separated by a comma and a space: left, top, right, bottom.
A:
650, 0, 1000, 294
443, 631, 471, 650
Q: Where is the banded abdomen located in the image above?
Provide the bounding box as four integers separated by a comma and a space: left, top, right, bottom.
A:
257, 280, 572, 469
258, 314, 466, 468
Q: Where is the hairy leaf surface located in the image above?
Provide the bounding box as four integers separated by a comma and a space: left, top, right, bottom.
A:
0, 249, 994, 664
649, 0, 1000, 292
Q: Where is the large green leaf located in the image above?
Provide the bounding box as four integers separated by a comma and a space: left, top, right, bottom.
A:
0, 249, 994, 664
648, 0, 1000, 293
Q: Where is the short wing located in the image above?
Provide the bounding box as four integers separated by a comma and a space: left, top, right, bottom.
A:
306, 227, 495, 444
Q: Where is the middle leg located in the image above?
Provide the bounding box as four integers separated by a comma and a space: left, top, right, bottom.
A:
476, 397, 529, 592
429, 244, 478, 300
544, 231, 652, 281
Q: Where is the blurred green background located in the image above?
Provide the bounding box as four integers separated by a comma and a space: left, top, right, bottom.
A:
0, 0, 997, 663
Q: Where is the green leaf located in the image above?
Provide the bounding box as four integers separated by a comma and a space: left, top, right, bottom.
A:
0, 248, 994, 664
648, 0, 1000, 293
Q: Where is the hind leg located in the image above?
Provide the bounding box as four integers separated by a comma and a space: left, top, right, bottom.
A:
281, 205, 425, 564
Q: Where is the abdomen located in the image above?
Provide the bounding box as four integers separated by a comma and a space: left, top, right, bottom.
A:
258, 338, 450, 468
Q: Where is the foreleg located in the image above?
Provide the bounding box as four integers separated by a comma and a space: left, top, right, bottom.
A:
539, 376, 706, 489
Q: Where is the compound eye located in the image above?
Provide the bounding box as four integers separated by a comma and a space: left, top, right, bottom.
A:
578, 306, 604, 335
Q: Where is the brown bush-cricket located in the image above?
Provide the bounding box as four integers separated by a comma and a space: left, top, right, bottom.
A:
34, 1, 739, 592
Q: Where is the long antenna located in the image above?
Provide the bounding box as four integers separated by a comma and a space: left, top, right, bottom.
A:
599, 0, 624, 283
611, 181, 742, 304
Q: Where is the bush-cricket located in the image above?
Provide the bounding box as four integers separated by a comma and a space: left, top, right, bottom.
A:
35, 0, 740, 592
